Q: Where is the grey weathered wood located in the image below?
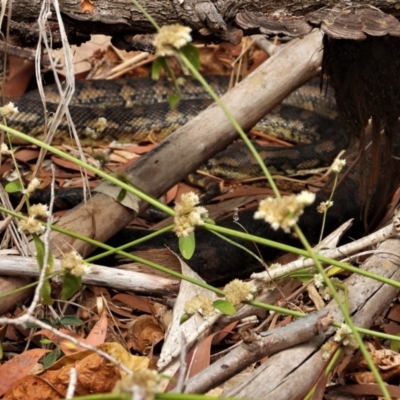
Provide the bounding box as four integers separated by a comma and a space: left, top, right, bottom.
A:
225, 234, 400, 399
0, 256, 179, 295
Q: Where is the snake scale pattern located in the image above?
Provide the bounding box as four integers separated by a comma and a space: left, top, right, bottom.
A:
4, 75, 348, 180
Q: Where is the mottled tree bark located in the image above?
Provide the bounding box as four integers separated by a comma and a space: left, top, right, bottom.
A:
4, 1, 400, 49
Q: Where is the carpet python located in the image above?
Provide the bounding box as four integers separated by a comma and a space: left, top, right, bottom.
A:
3, 75, 348, 180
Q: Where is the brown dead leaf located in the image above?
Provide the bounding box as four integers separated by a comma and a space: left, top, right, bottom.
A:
80, 0, 94, 14
112, 293, 155, 314
14, 149, 40, 163
388, 303, 400, 323
351, 343, 400, 384
127, 315, 164, 354
40, 352, 120, 396
0, 348, 51, 396
3, 375, 64, 400
50, 156, 96, 177
85, 310, 108, 347
6, 344, 141, 398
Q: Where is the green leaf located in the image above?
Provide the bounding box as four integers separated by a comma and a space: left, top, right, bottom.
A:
40, 278, 54, 306
117, 188, 127, 202
5, 181, 23, 193
40, 338, 53, 345
32, 234, 54, 272
168, 92, 180, 109
179, 233, 195, 259
390, 333, 400, 352
32, 234, 54, 306
43, 348, 62, 369
180, 313, 192, 325
151, 57, 168, 80
213, 299, 236, 316
180, 44, 200, 71
58, 316, 85, 327
61, 272, 82, 300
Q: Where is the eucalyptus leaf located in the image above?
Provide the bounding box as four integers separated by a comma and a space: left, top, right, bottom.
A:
179, 233, 195, 259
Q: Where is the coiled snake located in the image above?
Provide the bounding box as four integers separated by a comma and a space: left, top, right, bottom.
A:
5, 75, 348, 181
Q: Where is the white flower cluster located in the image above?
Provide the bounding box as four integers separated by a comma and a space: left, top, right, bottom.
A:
184, 295, 214, 317
224, 279, 257, 306
334, 323, 358, 348
61, 251, 91, 277
153, 24, 192, 56
0, 102, 18, 117
22, 178, 41, 197
0, 143, 11, 155
317, 200, 333, 213
18, 203, 49, 235
313, 274, 342, 301
332, 158, 346, 173
173, 192, 208, 237
254, 191, 316, 233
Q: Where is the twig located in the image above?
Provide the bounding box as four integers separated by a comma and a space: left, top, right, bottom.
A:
175, 310, 332, 394
251, 222, 398, 283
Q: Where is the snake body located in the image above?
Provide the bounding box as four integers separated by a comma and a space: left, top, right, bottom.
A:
5, 76, 348, 180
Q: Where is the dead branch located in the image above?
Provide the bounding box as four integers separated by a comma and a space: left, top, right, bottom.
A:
225, 234, 400, 399
179, 310, 332, 394
0, 256, 179, 296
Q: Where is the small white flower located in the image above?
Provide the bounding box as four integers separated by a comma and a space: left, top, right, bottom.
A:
23, 178, 41, 196
29, 204, 49, 218
314, 273, 324, 289
317, 200, 333, 213
296, 191, 316, 205
173, 192, 208, 237
153, 24, 192, 56
332, 158, 346, 173
62, 251, 90, 276
254, 191, 315, 233
0, 143, 11, 155
0, 102, 18, 117
224, 279, 257, 306
334, 323, 357, 347
18, 216, 45, 235
184, 295, 214, 317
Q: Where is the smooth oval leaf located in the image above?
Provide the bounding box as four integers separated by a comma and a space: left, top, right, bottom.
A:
213, 299, 236, 316
179, 233, 195, 259
5, 181, 23, 193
